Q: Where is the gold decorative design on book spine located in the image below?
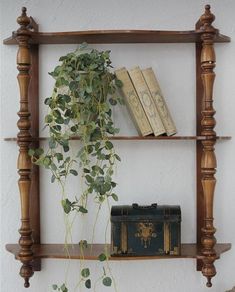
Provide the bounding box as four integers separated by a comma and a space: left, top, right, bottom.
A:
115, 68, 153, 136
164, 222, 170, 254
128, 66, 166, 136
142, 67, 177, 136
121, 222, 128, 253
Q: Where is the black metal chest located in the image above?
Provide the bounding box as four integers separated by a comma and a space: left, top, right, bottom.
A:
111, 203, 181, 256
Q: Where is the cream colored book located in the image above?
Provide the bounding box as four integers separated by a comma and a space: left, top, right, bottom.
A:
115, 67, 153, 136
142, 67, 177, 136
128, 66, 165, 136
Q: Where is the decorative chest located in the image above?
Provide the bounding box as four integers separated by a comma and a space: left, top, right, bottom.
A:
111, 203, 181, 256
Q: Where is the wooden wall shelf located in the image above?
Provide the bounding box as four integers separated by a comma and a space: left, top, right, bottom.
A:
6, 243, 231, 261
3, 29, 230, 45
3, 5, 232, 289
3, 135, 232, 142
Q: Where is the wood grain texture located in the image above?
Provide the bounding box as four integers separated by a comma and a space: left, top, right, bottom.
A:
199, 5, 218, 288
28, 44, 41, 272
3, 29, 230, 45
5, 243, 231, 260
3, 5, 231, 289
195, 21, 204, 272
16, 7, 34, 288
3, 135, 232, 142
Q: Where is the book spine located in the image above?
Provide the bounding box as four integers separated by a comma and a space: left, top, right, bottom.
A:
142, 68, 177, 136
115, 68, 153, 136
128, 67, 166, 136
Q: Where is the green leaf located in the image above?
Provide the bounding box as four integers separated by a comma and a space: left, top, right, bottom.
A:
43, 157, 51, 166
85, 279, 91, 289
114, 154, 121, 161
105, 141, 113, 150
95, 142, 101, 150
70, 125, 77, 132
115, 78, 123, 88
60, 283, 68, 292
65, 157, 71, 163
63, 94, 71, 103
44, 97, 51, 105
45, 114, 53, 123
63, 145, 70, 152
83, 168, 90, 173
69, 80, 78, 91
52, 125, 62, 132
79, 240, 88, 248
70, 169, 78, 176
102, 277, 112, 287
79, 206, 88, 213
85, 86, 92, 93
28, 149, 35, 156
109, 98, 117, 106
61, 199, 71, 214
85, 175, 93, 184
81, 268, 90, 278
55, 77, 68, 87
49, 138, 56, 149
104, 182, 111, 192
111, 193, 118, 201
111, 181, 117, 188
87, 145, 93, 154
59, 55, 67, 61
98, 253, 106, 261
51, 162, 57, 171
55, 117, 64, 124
52, 284, 58, 290
55, 153, 63, 161
35, 148, 44, 156
51, 175, 56, 183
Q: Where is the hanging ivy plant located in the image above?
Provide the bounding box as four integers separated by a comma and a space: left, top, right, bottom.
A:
29, 44, 123, 291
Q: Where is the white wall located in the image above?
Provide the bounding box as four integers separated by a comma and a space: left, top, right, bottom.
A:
1, 0, 235, 291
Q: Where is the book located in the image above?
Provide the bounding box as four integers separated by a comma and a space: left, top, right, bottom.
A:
115, 67, 153, 136
128, 66, 166, 136
142, 67, 177, 136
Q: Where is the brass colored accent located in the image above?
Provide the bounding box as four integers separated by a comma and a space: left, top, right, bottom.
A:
121, 222, 128, 253
174, 247, 179, 255
164, 222, 170, 254
113, 246, 118, 254
135, 223, 157, 248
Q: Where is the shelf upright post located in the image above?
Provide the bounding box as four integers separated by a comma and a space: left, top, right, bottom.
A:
199, 5, 218, 288
15, 7, 34, 288
195, 15, 204, 272
27, 17, 41, 272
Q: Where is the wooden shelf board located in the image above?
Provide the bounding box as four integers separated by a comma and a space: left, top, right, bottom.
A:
4, 135, 232, 142
3, 30, 230, 45
6, 243, 231, 261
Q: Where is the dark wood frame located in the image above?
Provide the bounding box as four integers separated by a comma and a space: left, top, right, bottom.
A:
3, 5, 231, 288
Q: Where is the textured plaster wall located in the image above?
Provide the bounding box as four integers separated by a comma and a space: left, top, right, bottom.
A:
1, 0, 235, 291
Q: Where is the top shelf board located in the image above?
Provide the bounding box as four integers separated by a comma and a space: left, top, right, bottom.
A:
3, 29, 231, 45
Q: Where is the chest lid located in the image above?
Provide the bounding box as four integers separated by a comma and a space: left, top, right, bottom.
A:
111, 203, 181, 222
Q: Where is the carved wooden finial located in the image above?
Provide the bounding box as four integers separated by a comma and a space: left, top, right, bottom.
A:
200, 4, 215, 30
17, 7, 30, 29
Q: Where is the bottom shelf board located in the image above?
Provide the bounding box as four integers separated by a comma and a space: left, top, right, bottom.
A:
6, 243, 231, 261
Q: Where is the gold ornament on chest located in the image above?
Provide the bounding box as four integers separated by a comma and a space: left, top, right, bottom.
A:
135, 222, 157, 248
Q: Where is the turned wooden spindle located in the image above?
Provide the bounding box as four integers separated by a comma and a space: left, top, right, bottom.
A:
16, 7, 34, 288
199, 5, 217, 288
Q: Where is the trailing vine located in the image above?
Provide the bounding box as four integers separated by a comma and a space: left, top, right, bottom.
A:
29, 44, 123, 291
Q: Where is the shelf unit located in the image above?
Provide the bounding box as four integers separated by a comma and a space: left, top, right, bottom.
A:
3, 5, 231, 289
